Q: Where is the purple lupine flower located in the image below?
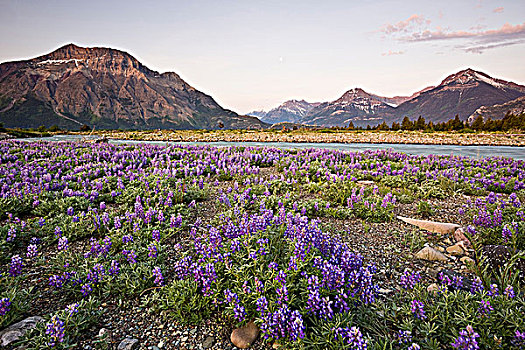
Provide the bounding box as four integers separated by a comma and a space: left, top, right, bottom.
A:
26, 244, 38, 258
504, 285, 515, 299
256, 296, 268, 315
152, 229, 160, 241
148, 244, 158, 258
512, 330, 525, 348
81, 283, 92, 296
6, 226, 16, 242
67, 207, 74, 216
49, 275, 64, 288
152, 266, 164, 286
122, 249, 137, 264
400, 271, 421, 290
38, 217, 46, 227
488, 284, 499, 297
108, 260, 120, 276
0, 298, 11, 316
451, 325, 480, 350
335, 326, 367, 350
9, 255, 23, 277
99, 202, 106, 210
45, 315, 65, 347
58, 237, 68, 251
470, 277, 484, 294
410, 300, 426, 320
65, 303, 79, 317
122, 234, 134, 244
397, 330, 412, 344
477, 300, 493, 317
54, 226, 62, 238
113, 216, 121, 229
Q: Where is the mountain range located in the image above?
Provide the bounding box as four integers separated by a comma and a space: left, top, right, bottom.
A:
0, 44, 266, 130
250, 69, 525, 127
1, 44, 524, 130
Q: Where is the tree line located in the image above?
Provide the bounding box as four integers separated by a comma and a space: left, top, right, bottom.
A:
345, 112, 525, 132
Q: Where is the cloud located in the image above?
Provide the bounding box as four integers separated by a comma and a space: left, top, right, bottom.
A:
381, 14, 431, 34
381, 50, 405, 56
462, 39, 525, 53
493, 7, 504, 13
403, 22, 525, 43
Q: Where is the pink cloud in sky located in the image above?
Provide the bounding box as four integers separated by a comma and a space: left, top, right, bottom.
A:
381, 14, 430, 34
404, 22, 525, 42
493, 7, 504, 13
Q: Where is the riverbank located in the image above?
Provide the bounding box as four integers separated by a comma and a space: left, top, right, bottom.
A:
79, 129, 525, 146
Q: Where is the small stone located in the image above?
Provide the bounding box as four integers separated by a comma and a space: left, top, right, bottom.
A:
0, 316, 44, 347
415, 246, 448, 262
202, 336, 215, 349
427, 283, 440, 293
436, 246, 445, 253
98, 328, 109, 338
446, 244, 465, 256
378, 288, 393, 295
453, 227, 472, 247
118, 338, 139, 350
158, 340, 165, 349
460, 256, 475, 265
231, 321, 259, 349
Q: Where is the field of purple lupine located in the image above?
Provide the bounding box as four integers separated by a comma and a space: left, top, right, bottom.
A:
1, 140, 524, 349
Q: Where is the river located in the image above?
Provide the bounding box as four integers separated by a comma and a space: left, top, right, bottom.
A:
17, 134, 525, 160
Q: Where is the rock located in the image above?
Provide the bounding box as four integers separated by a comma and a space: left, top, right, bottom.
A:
415, 246, 449, 262
436, 246, 445, 253
98, 328, 109, 338
446, 244, 465, 256
231, 321, 259, 349
378, 288, 393, 295
0, 316, 44, 347
397, 216, 460, 234
158, 340, 165, 349
453, 227, 472, 247
118, 338, 139, 350
202, 336, 215, 349
357, 180, 375, 186
427, 283, 440, 293
461, 256, 475, 265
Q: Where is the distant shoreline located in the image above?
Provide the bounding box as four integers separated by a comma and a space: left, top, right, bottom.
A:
84, 130, 525, 147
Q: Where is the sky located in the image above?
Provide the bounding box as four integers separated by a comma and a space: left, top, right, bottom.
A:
1, 0, 524, 114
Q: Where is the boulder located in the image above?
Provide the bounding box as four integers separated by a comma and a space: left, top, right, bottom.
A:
0, 316, 44, 347
231, 321, 259, 349
415, 246, 448, 262
397, 216, 460, 234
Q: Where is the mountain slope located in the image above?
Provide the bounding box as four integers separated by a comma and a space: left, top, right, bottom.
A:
300, 88, 396, 127
392, 69, 525, 124
0, 44, 266, 130
248, 99, 320, 124
468, 96, 525, 123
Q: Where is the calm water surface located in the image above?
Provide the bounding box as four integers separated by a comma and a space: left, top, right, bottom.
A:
18, 134, 525, 160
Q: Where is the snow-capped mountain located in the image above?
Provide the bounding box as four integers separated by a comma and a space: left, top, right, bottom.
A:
299, 88, 397, 127
248, 99, 320, 124
392, 68, 525, 124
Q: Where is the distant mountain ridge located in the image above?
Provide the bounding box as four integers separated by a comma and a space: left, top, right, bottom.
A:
248, 99, 320, 124
0, 44, 267, 130
253, 69, 525, 127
